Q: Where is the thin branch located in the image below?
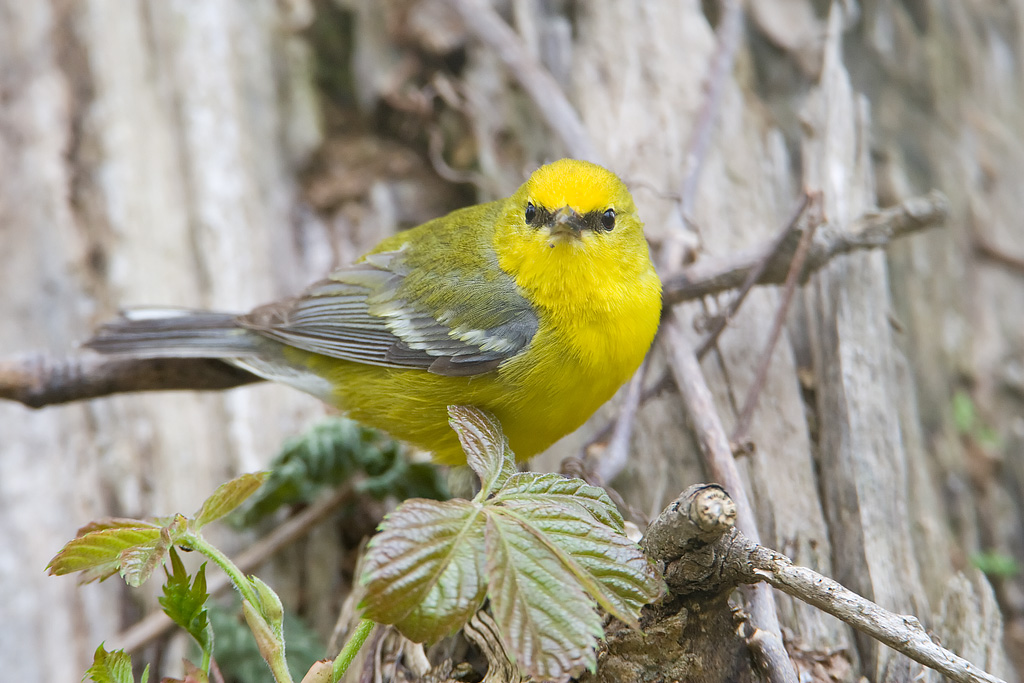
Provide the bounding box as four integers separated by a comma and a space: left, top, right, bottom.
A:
664, 189, 950, 305
678, 0, 744, 216
113, 483, 355, 653
696, 192, 813, 359
445, 0, 602, 164
645, 486, 1008, 683
972, 226, 1024, 276
731, 202, 821, 444
662, 318, 797, 683
746, 545, 1007, 683
591, 356, 648, 484
0, 353, 260, 408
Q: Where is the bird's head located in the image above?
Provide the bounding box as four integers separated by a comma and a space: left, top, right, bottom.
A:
494, 159, 654, 305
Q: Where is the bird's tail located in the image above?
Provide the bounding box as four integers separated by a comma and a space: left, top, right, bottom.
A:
85, 309, 261, 358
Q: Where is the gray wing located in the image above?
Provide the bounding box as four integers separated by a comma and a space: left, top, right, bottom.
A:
238, 249, 538, 377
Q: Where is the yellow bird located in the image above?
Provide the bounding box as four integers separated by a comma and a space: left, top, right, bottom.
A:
88, 159, 662, 464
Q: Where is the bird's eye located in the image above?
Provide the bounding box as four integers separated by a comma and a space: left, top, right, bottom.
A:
601, 208, 616, 231
525, 202, 536, 224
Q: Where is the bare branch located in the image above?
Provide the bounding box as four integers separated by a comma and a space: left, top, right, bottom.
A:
664, 189, 950, 306
731, 201, 822, 444
647, 486, 1008, 683
745, 546, 1007, 683
590, 356, 648, 485
696, 192, 813, 358
445, 0, 602, 164
678, 0, 744, 216
662, 318, 797, 683
0, 353, 260, 408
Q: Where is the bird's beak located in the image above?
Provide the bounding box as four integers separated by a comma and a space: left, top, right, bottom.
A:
549, 207, 584, 239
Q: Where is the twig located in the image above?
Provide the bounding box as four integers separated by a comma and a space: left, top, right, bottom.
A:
695, 193, 812, 359
645, 486, 1007, 683
591, 356, 648, 484
731, 201, 821, 444
678, 0, 744, 216
972, 226, 1024, 276
744, 544, 1008, 683
113, 483, 355, 653
0, 353, 259, 408
445, 0, 602, 164
663, 189, 950, 305
662, 318, 797, 683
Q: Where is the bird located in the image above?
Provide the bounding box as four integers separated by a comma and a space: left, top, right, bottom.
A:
86, 159, 663, 465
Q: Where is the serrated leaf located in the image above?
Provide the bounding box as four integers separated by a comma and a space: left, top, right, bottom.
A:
448, 406, 515, 499
194, 472, 268, 528
484, 511, 603, 682
360, 498, 487, 642
48, 526, 162, 583
495, 499, 663, 627
120, 526, 172, 588
492, 472, 625, 532
159, 548, 212, 653
83, 644, 149, 683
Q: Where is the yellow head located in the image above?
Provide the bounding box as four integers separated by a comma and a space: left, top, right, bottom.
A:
493, 159, 657, 315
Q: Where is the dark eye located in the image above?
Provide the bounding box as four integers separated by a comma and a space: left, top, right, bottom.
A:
525, 202, 536, 224
601, 208, 616, 230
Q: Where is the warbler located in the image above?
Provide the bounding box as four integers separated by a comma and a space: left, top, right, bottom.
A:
87, 159, 662, 464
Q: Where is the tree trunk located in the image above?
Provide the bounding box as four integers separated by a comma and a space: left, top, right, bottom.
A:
1, 1, 1020, 681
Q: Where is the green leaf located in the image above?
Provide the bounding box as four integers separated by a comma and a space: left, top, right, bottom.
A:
484, 510, 603, 682
159, 548, 212, 655
83, 644, 149, 683
120, 526, 173, 588
494, 499, 663, 627
360, 499, 487, 642
492, 472, 625, 532
447, 406, 515, 498
48, 525, 161, 583
194, 472, 269, 528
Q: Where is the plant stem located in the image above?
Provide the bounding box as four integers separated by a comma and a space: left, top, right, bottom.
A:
183, 533, 261, 608
330, 619, 375, 683
185, 533, 294, 682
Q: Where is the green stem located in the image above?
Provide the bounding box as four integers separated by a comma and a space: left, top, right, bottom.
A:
185, 533, 293, 682
330, 619, 375, 683
183, 533, 261, 608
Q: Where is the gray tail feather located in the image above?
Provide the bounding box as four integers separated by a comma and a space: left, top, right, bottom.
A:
85, 309, 261, 358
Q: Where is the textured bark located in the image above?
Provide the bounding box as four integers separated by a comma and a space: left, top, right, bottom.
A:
1, 1, 1022, 681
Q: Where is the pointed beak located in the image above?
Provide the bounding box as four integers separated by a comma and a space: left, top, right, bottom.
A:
549, 207, 584, 238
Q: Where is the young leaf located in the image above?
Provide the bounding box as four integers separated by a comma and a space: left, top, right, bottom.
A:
249, 575, 285, 635
494, 499, 663, 627
193, 471, 269, 528
448, 406, 515, 498
360, 498, 487, 642
120, 526, 173, 588
48, 525, 162, 583
484, 511, 604, 683
159, 548, 212, 655
83, 644, 149, 683
492, 472, 625, 532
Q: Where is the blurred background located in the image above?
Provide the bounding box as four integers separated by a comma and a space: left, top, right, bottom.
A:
1, 1, 1022, 681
